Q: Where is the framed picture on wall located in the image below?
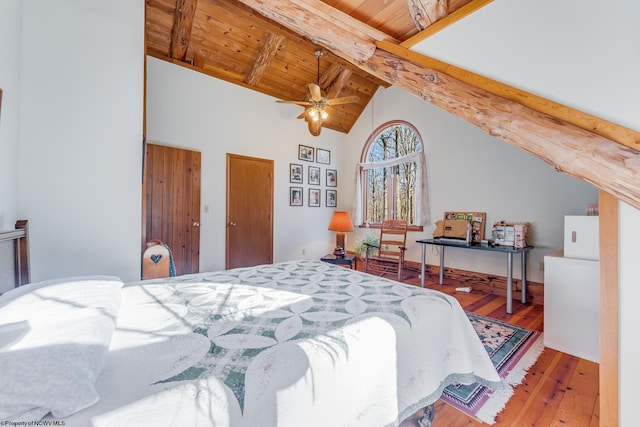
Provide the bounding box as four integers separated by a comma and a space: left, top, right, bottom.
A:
290, 187, 303, 206
326, 189, 337, 207
308, 166, 320, 185
290, 163, 303, 183
298, 144, 314, 162
316, 148, 330, 165
326, 169, 337, 187
309, 188, 321, 207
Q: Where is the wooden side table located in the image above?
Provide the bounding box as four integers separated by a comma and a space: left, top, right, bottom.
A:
321, 253, 357, 270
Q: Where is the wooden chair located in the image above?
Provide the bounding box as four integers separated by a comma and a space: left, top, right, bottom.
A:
142, 239, 175, 279
363, 219, 408, 281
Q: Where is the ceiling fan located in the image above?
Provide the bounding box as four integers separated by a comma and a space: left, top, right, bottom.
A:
277, 49, 359, 136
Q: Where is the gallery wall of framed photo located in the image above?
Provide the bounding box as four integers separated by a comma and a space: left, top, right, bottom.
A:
290, 144, 337, 208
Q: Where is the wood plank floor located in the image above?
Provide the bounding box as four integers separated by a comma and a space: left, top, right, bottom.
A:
391, 270, 601, 427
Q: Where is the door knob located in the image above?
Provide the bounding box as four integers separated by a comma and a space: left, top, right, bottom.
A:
193, 221, 200, 227
229, 222, 237, 227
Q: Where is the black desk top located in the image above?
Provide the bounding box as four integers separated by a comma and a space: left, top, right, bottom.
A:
416, 238, 533, 253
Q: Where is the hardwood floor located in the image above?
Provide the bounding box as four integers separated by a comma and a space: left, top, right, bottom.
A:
394, 270, 601, 427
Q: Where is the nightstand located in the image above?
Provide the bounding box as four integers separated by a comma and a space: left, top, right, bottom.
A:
321, 253, 357, 270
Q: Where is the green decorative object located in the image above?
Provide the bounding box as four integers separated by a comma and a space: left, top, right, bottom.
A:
354, 233, 379, 257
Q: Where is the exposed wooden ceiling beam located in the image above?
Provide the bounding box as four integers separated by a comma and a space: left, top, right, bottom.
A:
403, 0, 493, 47
378, 41, 640, 149
406, 0, 448, 31
326, 68, 353, 99
170, 0, 198, 61
364, 47, 640, 207
319, 63, 344, 90
244, 32, 284, 86
237, 0, 640, 210
237, 0, 396, 62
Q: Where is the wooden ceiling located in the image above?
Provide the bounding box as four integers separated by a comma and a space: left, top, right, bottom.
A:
145, 0, 478, 135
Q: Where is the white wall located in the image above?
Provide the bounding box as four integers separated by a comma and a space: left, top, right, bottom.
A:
0, 0, 23, 292
17, 0, 145, 283
412, 0, 640, 129
0, 0, 22, 230
146, 58, 349, 272
345, 86, 596, 283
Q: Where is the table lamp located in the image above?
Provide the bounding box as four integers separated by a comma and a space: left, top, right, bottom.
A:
328, 211, 354, 258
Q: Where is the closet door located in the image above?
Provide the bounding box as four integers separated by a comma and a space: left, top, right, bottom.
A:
144, 143, 201, 276
226, 153, 273, 269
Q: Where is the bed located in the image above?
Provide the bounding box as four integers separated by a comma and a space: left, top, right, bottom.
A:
0, 259, 502, 426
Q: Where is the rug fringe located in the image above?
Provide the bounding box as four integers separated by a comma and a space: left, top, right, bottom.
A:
475, 333, 545, 424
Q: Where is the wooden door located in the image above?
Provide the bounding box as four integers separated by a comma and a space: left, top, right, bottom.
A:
226, 154, 273, 269
144, 144, 201, 276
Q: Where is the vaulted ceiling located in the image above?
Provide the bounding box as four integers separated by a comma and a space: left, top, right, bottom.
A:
145, 0, 480, 135
145, 0, 640, 210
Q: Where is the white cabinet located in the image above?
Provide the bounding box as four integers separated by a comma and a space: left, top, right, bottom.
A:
545, 214, 600, 363
544, 251, 599, 362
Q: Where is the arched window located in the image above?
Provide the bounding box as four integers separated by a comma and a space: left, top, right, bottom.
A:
355, 121, 430, 228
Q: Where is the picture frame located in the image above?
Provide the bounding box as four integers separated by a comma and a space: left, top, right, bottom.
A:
308, 166, 320, 185
298, 144, 314, 162
316, 148, 330, 165
326, 189, 337, 207
309, 188, 321, 207
326, 169, 337, 187
290, 163, 303, 183
290, 187, 303, 206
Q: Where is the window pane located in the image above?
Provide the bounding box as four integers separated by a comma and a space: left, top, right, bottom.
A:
396, 162, 416, 224
362, 122, 423, 225
365, 168, 388, 223
368, 129, 399, 162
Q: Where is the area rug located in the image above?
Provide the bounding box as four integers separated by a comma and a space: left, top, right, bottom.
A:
441, 312, 544, 424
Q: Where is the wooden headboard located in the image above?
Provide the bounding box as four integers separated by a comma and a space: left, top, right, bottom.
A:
0, 220, 30, 287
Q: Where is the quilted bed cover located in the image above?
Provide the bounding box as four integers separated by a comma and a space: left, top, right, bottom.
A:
62, 260, 501, 426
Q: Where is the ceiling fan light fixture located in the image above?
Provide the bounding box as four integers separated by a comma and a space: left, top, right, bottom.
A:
275, 48, 358, 136
308, 106, 327, 122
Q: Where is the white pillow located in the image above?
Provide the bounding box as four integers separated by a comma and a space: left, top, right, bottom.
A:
0, 276, 124, 421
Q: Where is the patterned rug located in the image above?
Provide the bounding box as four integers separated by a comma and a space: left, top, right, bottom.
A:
441, 312, 544, 424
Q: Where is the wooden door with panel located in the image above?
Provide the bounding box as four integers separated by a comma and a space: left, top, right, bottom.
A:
143, 143, 201, 276
226, 153, 274, 269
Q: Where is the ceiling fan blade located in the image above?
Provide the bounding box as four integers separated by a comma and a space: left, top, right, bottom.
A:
324, 105, 346, 118
308, 83, 322, 102
276, 100, 313, 106
307, 118, 322, 136
326, 95, 360, 105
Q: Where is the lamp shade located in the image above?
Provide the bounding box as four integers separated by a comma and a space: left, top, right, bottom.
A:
328, 211, 354, 232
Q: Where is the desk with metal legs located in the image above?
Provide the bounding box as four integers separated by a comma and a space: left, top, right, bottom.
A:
417, 239, 533, 314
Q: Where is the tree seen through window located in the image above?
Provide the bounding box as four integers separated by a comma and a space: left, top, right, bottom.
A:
362, 122, 422, 225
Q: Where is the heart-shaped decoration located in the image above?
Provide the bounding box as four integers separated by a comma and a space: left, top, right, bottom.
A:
150, 254, 163, 264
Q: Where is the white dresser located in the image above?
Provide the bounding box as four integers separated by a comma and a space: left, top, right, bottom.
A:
544, 216, 599, 363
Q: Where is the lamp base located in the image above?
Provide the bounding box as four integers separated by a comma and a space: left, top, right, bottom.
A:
333, 246, 345, 258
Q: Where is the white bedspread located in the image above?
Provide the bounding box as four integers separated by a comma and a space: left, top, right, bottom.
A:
60, 260, 501, 427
